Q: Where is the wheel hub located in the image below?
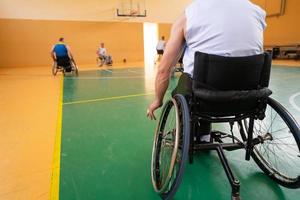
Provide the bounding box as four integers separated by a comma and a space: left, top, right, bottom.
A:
260, 132, 273, 143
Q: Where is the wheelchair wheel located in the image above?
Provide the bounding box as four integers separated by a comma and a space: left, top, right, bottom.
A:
97, 57, 103, 67
240, 97, 300, 188
71, 61, 79, 76
151, 94, 190, 200
52, 62, 58, 76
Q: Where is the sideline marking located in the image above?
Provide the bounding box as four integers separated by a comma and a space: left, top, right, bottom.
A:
50, 78, 63, 200
289, 92, 300, 112
63, 93, 154, 106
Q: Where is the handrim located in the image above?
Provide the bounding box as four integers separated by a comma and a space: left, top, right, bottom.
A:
151, 98, 180, 193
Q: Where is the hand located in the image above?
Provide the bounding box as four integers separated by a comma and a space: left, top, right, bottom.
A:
147, 99, 163, 120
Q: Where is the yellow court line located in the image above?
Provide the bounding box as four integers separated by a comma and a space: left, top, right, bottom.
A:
50, 78, 63, 200
63, 93, 154, 106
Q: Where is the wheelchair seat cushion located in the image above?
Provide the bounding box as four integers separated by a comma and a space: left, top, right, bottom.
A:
193, 88, 272, 102
57, 56, 71, 68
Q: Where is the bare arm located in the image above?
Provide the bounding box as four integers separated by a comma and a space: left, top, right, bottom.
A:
66, 45, 73, 60
50, 45, 56, 61
147, 13, 186, 120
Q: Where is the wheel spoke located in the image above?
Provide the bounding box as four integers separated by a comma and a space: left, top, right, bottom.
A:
151, 96, 190, 196
242, 98, 300, 186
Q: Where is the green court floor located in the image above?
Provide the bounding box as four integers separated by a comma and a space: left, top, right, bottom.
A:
59, 66, 300, 200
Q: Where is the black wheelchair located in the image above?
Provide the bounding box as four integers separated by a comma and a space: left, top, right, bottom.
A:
96, 55, 113, 67
52, 56, 78, 76
151, 52, 300, 200
174, 52, 184, 73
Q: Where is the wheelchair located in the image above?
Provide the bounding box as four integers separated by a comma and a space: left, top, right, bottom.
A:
96, 55, 113, 67
52, 56, 78, 76
151, 52, 300, 200
155, 49, 164, 64
174, 52, 184, 73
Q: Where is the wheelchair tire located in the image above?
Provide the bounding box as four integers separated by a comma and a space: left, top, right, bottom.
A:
240, 97, 300, 188
97, 57, 103, 67
52, 62, 58, 76
71, 61, 79, 76
151, 94, 190, 200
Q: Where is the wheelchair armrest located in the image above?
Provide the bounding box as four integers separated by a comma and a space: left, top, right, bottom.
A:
193, 88, 272, 102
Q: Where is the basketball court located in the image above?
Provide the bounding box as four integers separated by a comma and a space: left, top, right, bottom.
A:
1, 0, 300, 200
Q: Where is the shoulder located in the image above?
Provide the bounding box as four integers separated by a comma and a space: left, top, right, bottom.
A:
185, 0, 202, 14
186, 0, 200, 9
249, 2, 267, 29
53, 43, 61, 49
173, 13, 186, 30
249, 1, 266, 18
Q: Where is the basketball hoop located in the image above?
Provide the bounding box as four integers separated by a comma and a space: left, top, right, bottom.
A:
130, 10, 138, 15
116, 9, 146, 17
116, 0, 147, 17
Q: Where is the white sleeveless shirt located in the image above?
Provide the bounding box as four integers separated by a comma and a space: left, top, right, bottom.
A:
183, 0, 266, 76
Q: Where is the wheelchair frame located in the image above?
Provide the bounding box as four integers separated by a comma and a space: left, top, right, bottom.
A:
188, 101, 258, 199
52, 59, 78, 76
151, 52, 300, 200
97, 56, 113, 67
151, 94, 300, 200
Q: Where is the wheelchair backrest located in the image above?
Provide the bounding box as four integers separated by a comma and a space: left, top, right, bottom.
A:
193, 52, 272, 91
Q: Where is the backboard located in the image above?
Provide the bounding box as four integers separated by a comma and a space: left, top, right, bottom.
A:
116, 0, 147, 17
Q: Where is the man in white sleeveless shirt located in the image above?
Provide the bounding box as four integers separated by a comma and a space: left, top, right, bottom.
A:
147, 0, 266, 139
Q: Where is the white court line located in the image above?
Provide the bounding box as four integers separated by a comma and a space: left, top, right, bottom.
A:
127, 69, 145, 75
103, 69, 112, 73
289, 92, 300, 112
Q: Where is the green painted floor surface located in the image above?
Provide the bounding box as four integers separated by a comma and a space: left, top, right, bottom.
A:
60, 66, 300, 200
